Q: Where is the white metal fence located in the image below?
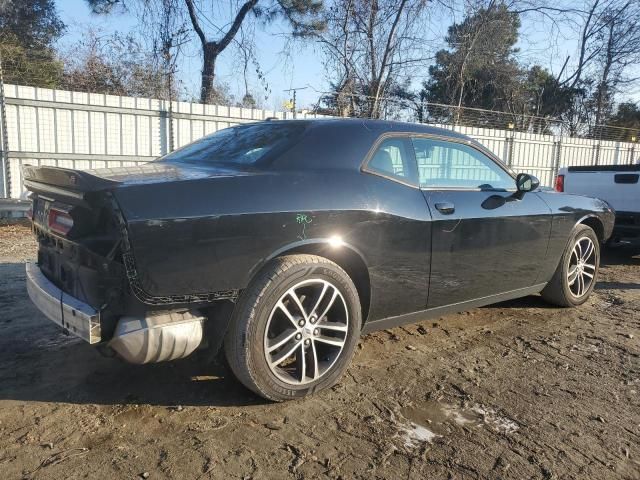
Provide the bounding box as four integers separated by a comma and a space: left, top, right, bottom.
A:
0, 84, 324, 199
0, 83, 638, 198
440, 124, 639, 188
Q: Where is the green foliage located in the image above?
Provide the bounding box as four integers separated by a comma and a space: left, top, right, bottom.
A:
0, 34, 63, 88
240, 93, 257, 108
423, 3, 521, 110
421, 3, 587, 133
0, 0, 65, 88
271, 0, 325, 37
609, 102, 640, 140
0, 0, 65, 49
84, 0, 124, 14
522, 67, 574, 118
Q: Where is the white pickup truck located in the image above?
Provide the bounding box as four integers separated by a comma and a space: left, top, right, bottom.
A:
556, 164, 640, 243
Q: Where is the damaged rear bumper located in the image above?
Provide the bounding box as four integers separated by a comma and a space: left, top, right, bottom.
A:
26, 262, 206, 363
25, 262, 102, 344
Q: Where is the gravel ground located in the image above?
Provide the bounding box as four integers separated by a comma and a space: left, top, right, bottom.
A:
0, 222, 638, 480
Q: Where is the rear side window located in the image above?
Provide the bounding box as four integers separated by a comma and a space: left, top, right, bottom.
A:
412, 137, 513, 190
161, 122, 306, 166
367, 137, 416, 184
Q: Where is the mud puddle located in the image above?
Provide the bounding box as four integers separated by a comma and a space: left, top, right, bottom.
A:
398, 400, 519, 447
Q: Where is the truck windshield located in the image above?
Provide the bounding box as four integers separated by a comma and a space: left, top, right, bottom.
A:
160, 122, 306, 166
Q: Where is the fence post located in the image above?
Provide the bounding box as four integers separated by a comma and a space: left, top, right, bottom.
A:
168, 98, 174, 153
0, 56, 9, 199
159, 98, 174, 156
504, 124, 515, 167
592, 142, 601, 165
613, 142, 620, 165
552, 138, 562, 183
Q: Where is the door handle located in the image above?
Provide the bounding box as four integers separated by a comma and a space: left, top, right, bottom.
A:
615, 173, 639, 184
434, 202, 455, 215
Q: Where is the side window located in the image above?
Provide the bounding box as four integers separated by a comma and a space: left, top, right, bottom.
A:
412, 137, 514, 190
367, 137, 415, 183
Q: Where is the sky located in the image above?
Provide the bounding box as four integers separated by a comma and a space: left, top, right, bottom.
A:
55, 0, 640, 110
56, 0, 329, 109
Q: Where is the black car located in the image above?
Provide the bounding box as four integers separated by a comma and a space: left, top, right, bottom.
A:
23, 119, 614, 401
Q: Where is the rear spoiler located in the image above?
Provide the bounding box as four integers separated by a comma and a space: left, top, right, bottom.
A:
22, 165, 120, 198
567, 164, 640, 173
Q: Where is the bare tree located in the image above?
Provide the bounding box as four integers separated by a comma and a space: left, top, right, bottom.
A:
182, 0, 325, 103
184, 0, 258, 103
318, 0, 358, 116
145, 0, 190, 101
548, 0, 640, 129
61, 28, 174, 98
319, 0, 435, 118
86, 0, 324, 104
591, 1, 640, 125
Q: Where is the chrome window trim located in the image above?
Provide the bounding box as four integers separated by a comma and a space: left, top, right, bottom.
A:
410, 132, 517, 192
360, 130, 518, 192
360, 133, 419, 189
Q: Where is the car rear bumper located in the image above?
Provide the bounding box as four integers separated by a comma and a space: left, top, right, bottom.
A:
25, 262, 102, 344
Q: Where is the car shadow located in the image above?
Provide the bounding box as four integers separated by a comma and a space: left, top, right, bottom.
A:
0, 261, 266, 408
3, 244, 635, 408
481, 295, 558, 310
601, 247, 640, 266
595, 282, 640, 290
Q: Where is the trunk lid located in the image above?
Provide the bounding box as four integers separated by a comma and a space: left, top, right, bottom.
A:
22, 161, 249, 197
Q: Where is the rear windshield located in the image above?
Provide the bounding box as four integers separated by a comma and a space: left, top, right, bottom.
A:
160, 122, 306, 166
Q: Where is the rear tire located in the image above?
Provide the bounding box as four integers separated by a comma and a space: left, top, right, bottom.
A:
541, 224, 600, 307
224, 254, 361, 401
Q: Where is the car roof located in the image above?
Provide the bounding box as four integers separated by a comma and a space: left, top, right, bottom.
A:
265, 118, 486, 171
266, 117, 471, 141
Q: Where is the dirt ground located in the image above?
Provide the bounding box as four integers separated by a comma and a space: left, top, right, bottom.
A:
0, 221, 638, 480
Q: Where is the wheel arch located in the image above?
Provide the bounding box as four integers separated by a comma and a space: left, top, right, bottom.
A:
577, 214, 605, 243
251, 239, 372, 324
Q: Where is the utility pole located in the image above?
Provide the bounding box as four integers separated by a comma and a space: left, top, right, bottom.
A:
283, 86, 308, 119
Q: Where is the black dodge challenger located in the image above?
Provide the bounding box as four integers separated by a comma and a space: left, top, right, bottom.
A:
23, 119, 614, 401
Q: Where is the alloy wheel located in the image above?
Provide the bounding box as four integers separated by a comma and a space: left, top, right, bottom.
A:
263, 279, 349, 385
567, 236, 597, 298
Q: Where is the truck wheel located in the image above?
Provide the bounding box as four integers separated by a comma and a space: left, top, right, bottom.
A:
541, 224, 600, 307
224, 254, 361, 401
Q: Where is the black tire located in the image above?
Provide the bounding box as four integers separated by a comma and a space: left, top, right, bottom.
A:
541, 224, 600, 307
224, 254, 361, 401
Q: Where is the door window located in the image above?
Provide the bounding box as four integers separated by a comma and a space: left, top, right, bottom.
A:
367, 137, 415, 184
412, 137, 513, 190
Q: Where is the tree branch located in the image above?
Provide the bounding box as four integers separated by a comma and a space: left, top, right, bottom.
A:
184, 0, 206, 46
215, 0, 259, 54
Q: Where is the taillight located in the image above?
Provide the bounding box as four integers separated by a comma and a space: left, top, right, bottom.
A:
48, 208, 74, 236
554, 174, 565, 192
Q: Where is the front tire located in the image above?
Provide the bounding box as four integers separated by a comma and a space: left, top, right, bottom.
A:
224, 254, 361, 401
541, 224, 600, 307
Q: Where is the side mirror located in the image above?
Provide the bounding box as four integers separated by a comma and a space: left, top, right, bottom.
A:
516, 173, 540, 193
